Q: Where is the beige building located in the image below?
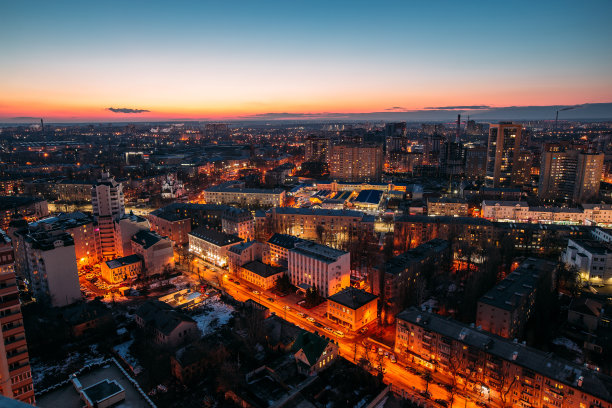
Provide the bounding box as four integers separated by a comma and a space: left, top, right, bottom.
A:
227, 241, 264, 274
396, 308, 612, 408
115, 213, 150, 257
328, 144, 383, 182
327, 287, 377, 331
427, 198, 468, 217
101, 254, 143, 284
92, 172, 125, 260
237, 260, 285, 290
204, 181, 285, 207
130, 230, 174, 276
188, 227, 242, 267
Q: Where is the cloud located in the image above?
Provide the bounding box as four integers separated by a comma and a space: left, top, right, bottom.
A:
424, 105, 491, 110
107, 107, 150, 114
10, 116, 41, 120
385, 106, 407, 111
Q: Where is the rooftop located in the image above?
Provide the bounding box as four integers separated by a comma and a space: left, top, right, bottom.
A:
382, 239, 449, 275
0, 195, 45, 211
131, 229, 165, 249
81, 379, 123, 405
353, 189, 383, 205
267, 233, 306, 249
105, 254, 142, 270
328, 287, 377, 310
135, 300, 196, 336
290, 241, 348, 264
568, 239, 612, 255
189, 227, 242, 247
479, 258, 556, 311
241, 260, 285, 278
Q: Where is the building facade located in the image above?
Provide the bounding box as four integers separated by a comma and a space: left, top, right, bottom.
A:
91, 172, 125, 260
222, 207, 254, 241
287, 241, 350, 298
328, 144, 383, 182
327, 287, 377, 331
130, 230, 174, 276
188, 228, 242, 267
485, 122, 523, 188
101, 254, 143, 284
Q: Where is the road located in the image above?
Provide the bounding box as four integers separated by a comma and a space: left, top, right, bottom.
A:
183, 256, 495, 408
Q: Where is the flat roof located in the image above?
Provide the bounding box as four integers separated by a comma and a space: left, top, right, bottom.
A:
82, 379, 123, 404
189, 227, 242, 247
354, 189, 383, 205
105, 254, 142, 270
242, 260, 285, 278
290, 241, 348, 264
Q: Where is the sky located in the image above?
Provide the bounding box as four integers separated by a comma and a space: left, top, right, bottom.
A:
1, 0, 612, 122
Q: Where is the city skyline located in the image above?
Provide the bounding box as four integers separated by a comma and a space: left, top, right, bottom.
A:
2, 0, 612, 122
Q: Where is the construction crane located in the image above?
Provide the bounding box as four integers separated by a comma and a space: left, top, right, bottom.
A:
555, 105, 582, 130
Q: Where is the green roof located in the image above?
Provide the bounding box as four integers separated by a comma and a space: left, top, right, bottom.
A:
291, 331, 330, 366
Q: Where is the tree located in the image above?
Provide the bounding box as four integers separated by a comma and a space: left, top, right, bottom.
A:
274, 273, 292, 294
305, 286, 320, 308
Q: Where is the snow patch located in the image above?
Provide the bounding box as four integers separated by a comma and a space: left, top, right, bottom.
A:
190, 298, 235, 335
552, 337, 583, 354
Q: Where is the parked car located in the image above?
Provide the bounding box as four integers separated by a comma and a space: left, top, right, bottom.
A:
359, 327, 368, 334
314, 322, 323, 328
324, 326, 333, 332
306, 316, 315, 322
435, 399, 449, 407
267, 297, 275, 302
297, 312, 305, 318
389, 354, 396, 363
378, 348, 384, 356
252, 290, 259, 295
334, 330, 344, 337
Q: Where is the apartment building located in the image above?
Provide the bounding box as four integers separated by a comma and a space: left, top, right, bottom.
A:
188, 228, 242, 267
427, 198, 469, 217
204, 181, 285, 207
328, 144, 383, 182
135, 301, 199, 349
91, 172, 125, 259
396, 308, 612, 408
265, 233, 306, 266
130, 230, 174, 276
157, 203, 230, 230
227, 241, 264, 274
481, 201, 530, 222
222, 207, 254, 241
13, 227, 80, 307
287, 241, 350, 298
563, 239, 612, 286
327, 287, 377, 331
260, 207, 374, 245
477, 258, 555, 339
0, 231, 35, 404
101, 254, 143, 284
0, 196, 48, 231
148, 209, 191, 246
374, 239, 450, 305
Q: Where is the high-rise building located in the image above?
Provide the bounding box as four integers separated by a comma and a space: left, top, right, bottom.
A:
441, 141, 465, 176
0, 231, 35, 404
464, 145, 488, 179
538, 143, 604, 203
91, 172, 125, 259
13, 226, 80, 307
304, 136, 331, 163
485, 122, 523, 188
328, 144, 383, 182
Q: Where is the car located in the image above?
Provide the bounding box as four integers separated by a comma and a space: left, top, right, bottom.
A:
371, 345, 377, 353
475, 402, 488, 408
297, 312, 305, 318
267, 297, 275, 302
389, 354, 396, 363
235, 281, 240, 285
252, 290, 259, 295
313, 322, 323, 328
378, 348, 384, 356
306, 316, 315, 322
384, 351, 389, 358
283, 305, 291, 311
359, 327, 368, 334
324, 326, 333, 332
420, 391, 431, 399
435, 399, 449, 407
334, 330, 344, 337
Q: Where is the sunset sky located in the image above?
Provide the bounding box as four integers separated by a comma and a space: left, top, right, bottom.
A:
1, 0, 611, 122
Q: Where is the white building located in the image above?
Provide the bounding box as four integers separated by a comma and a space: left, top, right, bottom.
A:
131, 230, 174, 276
188, 227, 243, 267
92, 172, 125, 259
16, 228, 81, 307
582, 204, 612, 226
481, 200, 529, 222
288, 241, 350, 298
563, 238, 612, 286
204, 181, 285, 207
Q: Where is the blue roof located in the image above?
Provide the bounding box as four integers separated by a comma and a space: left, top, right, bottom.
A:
354, 189, 383, 205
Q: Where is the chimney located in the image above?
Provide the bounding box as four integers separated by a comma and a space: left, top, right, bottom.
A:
455, 114, 461, 142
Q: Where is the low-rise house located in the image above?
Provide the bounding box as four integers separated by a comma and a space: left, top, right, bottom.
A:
134, 300, 200, 348
238, 260, 285, 290
62, 300, 114, 338
100, 254, 143, 284
292, 331, 338, 376
327, 287, 377, 331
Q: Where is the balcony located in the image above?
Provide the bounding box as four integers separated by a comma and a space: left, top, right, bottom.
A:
0, 284, 17, 296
